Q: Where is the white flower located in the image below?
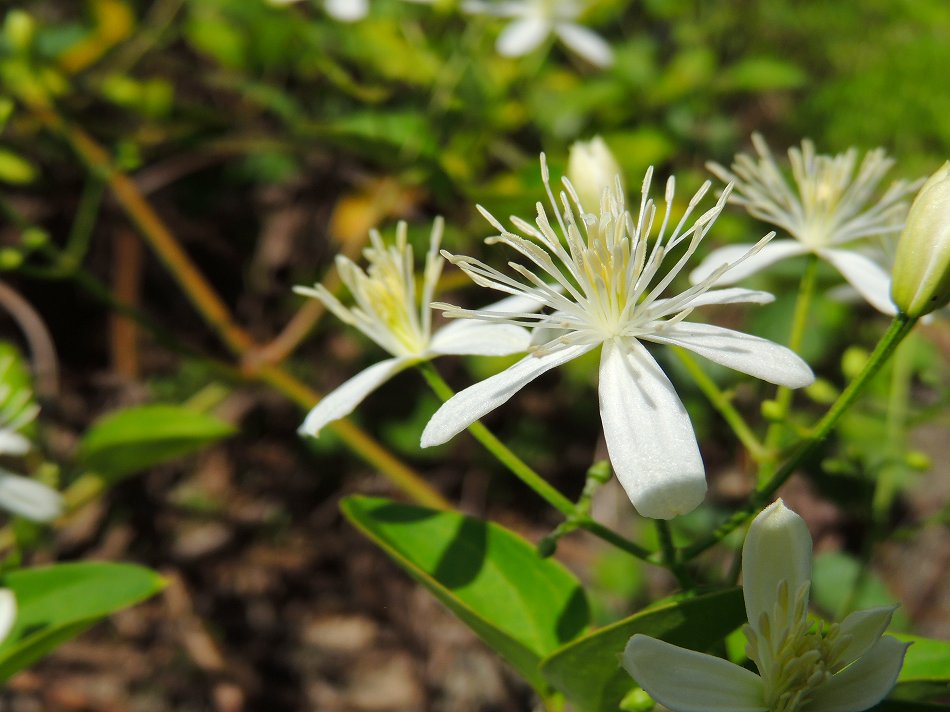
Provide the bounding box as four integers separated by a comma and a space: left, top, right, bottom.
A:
690, 135, 924, 315
624, 499, 909, 712
420, 159, 814, 519
461, 0, 613, 67
295, 219, 532, 437
0, 359, 63, 523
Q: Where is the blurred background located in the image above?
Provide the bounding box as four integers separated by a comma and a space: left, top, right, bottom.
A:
1, 0, 949, 709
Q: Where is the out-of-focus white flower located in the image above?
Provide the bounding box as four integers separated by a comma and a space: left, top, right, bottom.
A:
461, 0, 613, 67
690, 135, 923, 315
265, 0, 369, 22
891, 162, 950, 318
0, 358, 63, 522
420, 158, 813, 519
0, 589, 16, 645
624, 500, 909, 712
567, 136, 623, 214
295, 219, 532, 437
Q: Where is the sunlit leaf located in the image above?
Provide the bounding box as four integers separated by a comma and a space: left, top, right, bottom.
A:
341, 496, 589, 694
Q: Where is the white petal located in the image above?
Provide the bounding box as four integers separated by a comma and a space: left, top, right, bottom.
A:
645, 322, 814, 388
429, 321, 531, 356
0, 470, 63, 522
0, 589, 15, 644
834, 605, 898, 670
299, 357, 412, 437
554, 23, 613, 67
496, 17, 550, 57
599, 339, 706, 520
420, 344, 593, 447
689, 240, 809, 285
651, 287, 775, 314
0, 430, 31, 456
641, 321, 815, 388
324, 0, 368, 21
742, 500, 812, 633
808, 636, 910, 712
819, 247, 897, 315
623, 634, 767, 712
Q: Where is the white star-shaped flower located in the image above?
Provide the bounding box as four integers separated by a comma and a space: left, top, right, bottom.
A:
690, 135, 924, 315
420, 159, 813, 519
295, 219, 533, 437
461, 0, 613, 67
0, 359, 63, 523
624, 499, 909, 712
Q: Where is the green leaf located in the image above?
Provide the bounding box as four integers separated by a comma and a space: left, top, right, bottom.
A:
889, 634, 950, 701
0, 562, 165, 680
77, 404, 236, 482
340, 496, 589, 694
540, 589, 746, 712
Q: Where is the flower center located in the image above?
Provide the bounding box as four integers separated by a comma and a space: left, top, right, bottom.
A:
361, 271, 428, 355
745, 580, 853, 712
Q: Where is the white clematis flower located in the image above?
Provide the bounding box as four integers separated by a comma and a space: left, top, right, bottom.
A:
690, 135, 924, 315
420, 159, 814, 519
461, 0, 614, 67
624, 499, 909, 712
0, 359, 63, 523
295, 219, 532, 437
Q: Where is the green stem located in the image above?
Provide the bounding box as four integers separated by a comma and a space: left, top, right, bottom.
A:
656, 520, 692, 590
418, 363, 575, 516
873, 333, 914, 520
758, 256, 819, 483
683, 312, 918, 561
417, 363, 654, 562
673, 347, 766, 460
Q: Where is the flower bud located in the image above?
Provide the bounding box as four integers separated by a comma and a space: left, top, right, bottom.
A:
891, 162, 950, 317
566, 136, 622, 213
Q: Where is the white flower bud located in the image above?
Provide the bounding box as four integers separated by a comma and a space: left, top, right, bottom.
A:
566, 136, 622, 214
891, 162, 950, 317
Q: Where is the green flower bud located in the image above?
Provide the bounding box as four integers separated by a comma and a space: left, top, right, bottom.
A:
566, 136, 623, 213
891, 162, 950, 317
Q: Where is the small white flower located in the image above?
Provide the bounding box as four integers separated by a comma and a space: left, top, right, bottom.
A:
624, 500, 909, 712
690, 135, 924, 315
0, 358, 63, 523
461, 0, 613, 67
295, 219, 532, 437
420, 159, 813, 519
